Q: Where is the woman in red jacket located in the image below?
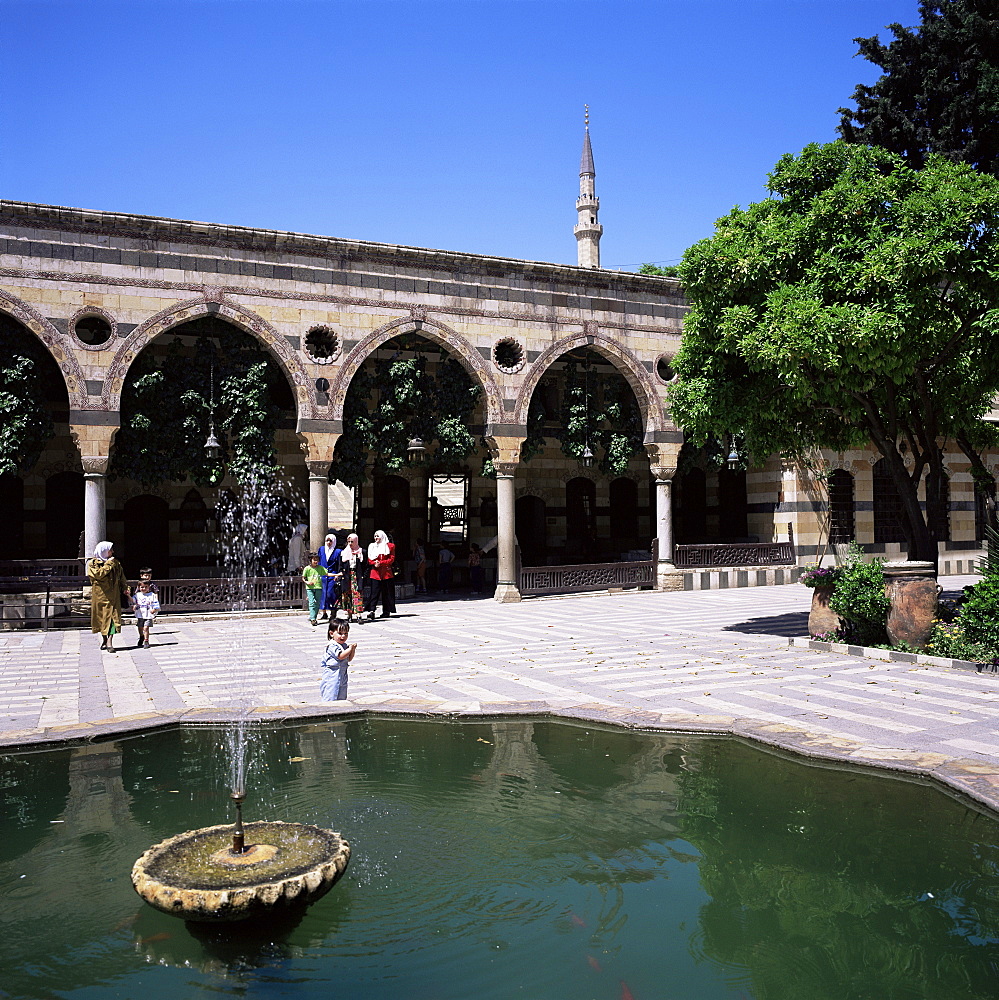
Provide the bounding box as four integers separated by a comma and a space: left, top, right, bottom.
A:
365, 529, 396, 620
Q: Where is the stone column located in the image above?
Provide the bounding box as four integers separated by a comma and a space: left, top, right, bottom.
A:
298, 430, 340, 552
83, 457, 108, 559
494, 462, 521, 603
647, 443, 681, 592
307, 461, 329, 554
70, 421, 118, 561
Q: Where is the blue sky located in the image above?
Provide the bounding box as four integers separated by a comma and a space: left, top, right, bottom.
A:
2, 0, 919, 270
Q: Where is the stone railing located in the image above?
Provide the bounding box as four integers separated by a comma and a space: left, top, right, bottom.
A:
157, 576, 305, 613
519, 557, 655, 596
673, 541, 795, 568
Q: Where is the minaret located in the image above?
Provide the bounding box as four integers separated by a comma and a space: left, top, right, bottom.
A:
574, 105, 603, 268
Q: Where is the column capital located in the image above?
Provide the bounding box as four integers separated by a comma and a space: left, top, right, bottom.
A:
81, 456, 110, 476
493, 462, 519, 478
485, 434, 523, 471
298, 430, 340, 466
650, 466, 676, 482
306, 460, 330, 479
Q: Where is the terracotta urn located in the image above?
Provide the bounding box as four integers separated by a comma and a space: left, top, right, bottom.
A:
808, 585, 840, 638
883, 560, 938, 649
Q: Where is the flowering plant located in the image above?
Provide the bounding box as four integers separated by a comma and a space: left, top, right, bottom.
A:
799, 565, 841, 588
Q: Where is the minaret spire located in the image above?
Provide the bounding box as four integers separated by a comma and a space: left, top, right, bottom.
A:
574, 105, 602, 268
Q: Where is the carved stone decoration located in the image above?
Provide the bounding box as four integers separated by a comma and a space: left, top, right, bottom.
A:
519, 558, 654, 595
515, 331, 668, 440
331, 314, 504, 428
0, 287, 88, 407
106, 295, 314, 419
80, 456, 111, 476
410, 305, 428, 322
69, 305, 117, 349
299, 431, 341, 466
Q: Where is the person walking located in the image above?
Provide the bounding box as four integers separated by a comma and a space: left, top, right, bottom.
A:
365, 529, 396, 620
338, 533, 367, 622
320, 620, 356, 701
318, 532, 342, 621
437, 543, 454, 593
87, 541, 130, 654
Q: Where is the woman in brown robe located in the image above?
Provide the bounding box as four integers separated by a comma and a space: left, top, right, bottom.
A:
87, 541, 130, 653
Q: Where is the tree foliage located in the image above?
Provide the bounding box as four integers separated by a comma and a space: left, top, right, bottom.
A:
669, 141, 999, 562
329, 346, 481, 487
111, 320, 283, 487
638, 263, 680, 277
520, 359, 645, 476
838, 0, 999, 174
0, 316, 56, 477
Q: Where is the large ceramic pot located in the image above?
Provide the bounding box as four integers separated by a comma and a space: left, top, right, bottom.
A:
808, 585, 840, 638
883, 560, 938, 649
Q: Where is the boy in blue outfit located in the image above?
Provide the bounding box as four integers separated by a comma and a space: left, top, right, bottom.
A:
320, 620, 356, 701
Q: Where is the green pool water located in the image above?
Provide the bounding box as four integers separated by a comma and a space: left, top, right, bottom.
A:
1, 718, 997, 1000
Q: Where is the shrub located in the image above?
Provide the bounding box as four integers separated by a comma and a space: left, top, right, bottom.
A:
956, 576, 999, 656
925, 621, 995, 663
828, 543, 890, 647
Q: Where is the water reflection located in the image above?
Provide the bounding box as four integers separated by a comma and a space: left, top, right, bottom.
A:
0, 719, 997, 999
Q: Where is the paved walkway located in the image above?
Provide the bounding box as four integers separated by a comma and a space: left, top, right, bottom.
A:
4, 577, 999, 810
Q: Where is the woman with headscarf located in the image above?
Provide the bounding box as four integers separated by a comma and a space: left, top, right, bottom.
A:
365, 529, 396, 620
286, 523, 308, 575
338, 533, 367, 623
87, 541, 130, 653
318, 532, 342, 621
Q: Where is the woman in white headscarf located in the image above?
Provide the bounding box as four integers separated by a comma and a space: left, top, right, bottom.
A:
364, 529, 396, 620
286, 523, 308, 574
87, 541, 130, 653
317, 532, 342, 621
337, 533, 367, 622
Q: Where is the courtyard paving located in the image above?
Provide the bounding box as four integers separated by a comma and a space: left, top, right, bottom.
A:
3, 576, 999, 811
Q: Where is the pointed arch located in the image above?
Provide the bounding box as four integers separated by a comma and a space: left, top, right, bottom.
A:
514, 331, 668, 439
0, 288, 87, 407
102, 295, 311, 418
330, 314, 502, 426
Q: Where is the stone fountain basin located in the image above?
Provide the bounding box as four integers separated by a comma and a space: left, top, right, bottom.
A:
131, 820, 350, 922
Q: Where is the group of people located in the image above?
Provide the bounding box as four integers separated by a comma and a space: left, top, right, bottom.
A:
301, 529, 398, 627
86, 541, 160, 653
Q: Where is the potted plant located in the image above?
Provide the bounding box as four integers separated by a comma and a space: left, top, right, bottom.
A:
800, 565, 842, 638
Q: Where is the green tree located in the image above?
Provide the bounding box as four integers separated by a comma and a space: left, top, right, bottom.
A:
111, 321, 282, 487
638, 263, 680, 278
0, 316, 55, 477
838, 0, 999, 174
669, 141, 999, 563
329, 346, 482, 487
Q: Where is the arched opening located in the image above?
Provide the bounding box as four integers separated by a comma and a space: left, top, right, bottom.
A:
609, 478, 639, 554
332, 331, 488, 562
565, 477, 597, 561
45, 472, 84, 558
0, 475, 25, 559
373, 475, 411, 556
111, 316, 298, 576
718, 468, 749, 540
676, 467, 707, 543
122, 495, 170, 578
0, 311, 72, 560
873, 458, 906, 544
828, 469, 855, 544
515, 495, 547, 565
520, 347, 647, 564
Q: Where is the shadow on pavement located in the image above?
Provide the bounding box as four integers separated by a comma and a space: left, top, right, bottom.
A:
724, 612, 809, 639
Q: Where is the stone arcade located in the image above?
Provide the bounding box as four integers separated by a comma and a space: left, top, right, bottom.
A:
0, 128, 991, 603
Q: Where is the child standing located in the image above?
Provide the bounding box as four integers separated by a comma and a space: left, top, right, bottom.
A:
302, 553, 332, 626
132, 567, 158, 648
320, 620, 356, 701
131, 579, 160, 649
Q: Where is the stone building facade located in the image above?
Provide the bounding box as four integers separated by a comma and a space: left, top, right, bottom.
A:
0, 138, 991, 595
